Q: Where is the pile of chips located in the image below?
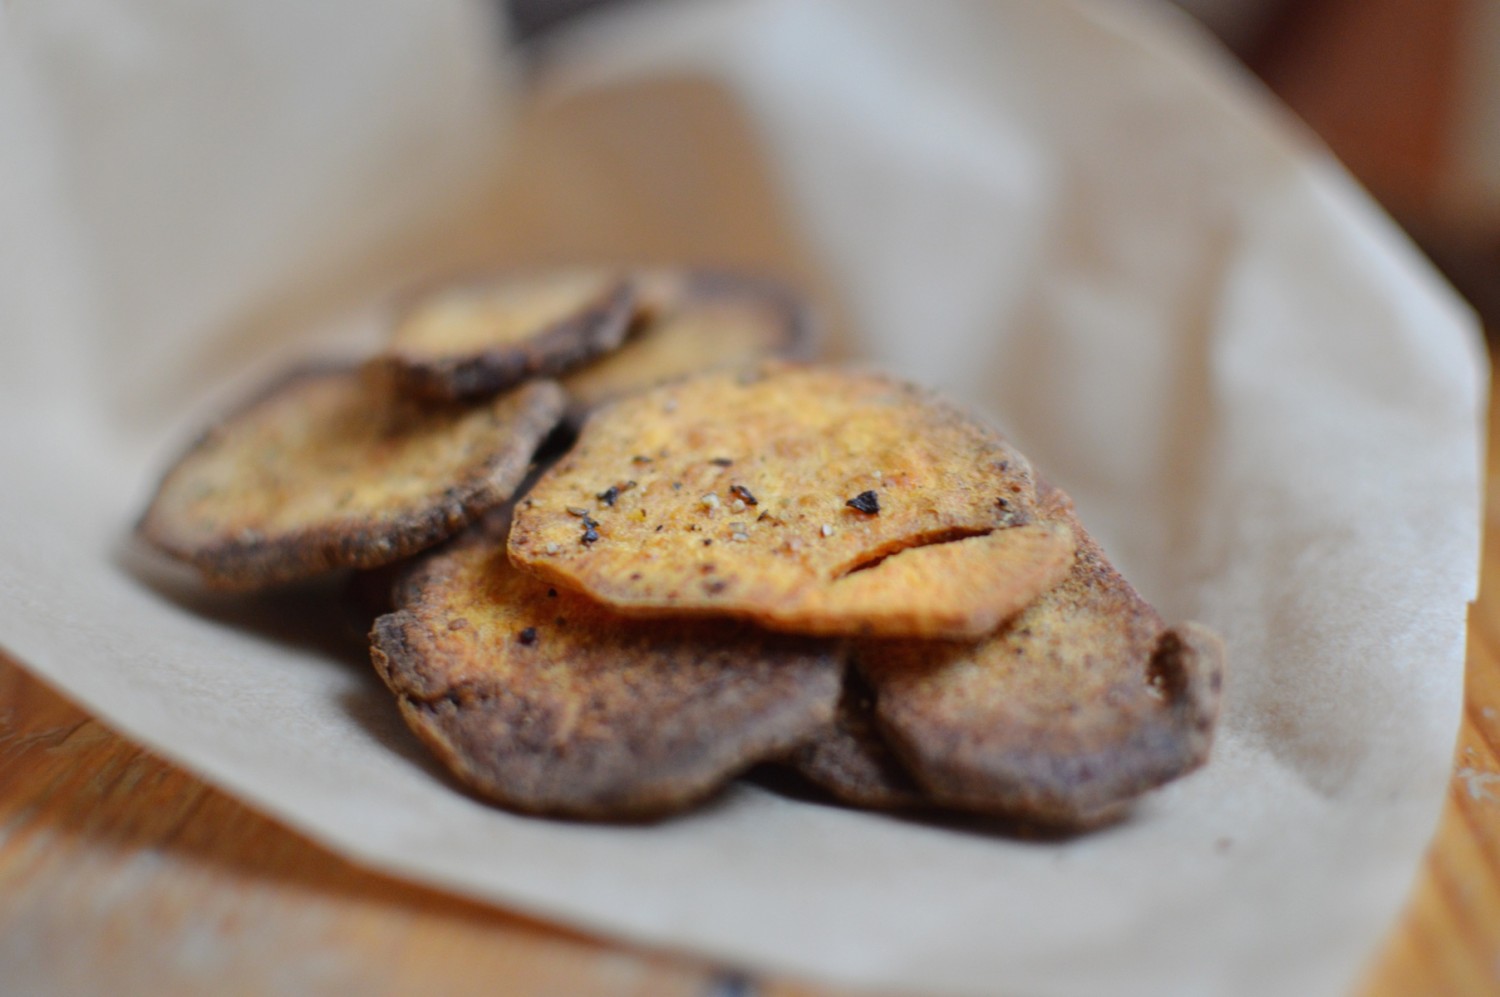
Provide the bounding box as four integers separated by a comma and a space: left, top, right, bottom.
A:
139, 267, 1222, 827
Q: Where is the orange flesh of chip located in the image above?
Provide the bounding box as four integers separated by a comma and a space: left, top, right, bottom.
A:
510, 363, 1071, 639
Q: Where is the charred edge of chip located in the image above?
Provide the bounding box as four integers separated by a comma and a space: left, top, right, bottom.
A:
729, 484, 759, 506
1146, 629, 1188, 700
845, 491, 880, 515
369, 610, 448, 701
834, 527, 994, 578
384, 277, 637, 402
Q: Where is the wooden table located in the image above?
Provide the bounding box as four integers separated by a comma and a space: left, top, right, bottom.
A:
2, 77, 1493, 997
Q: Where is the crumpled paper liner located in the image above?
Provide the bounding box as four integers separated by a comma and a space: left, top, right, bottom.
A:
0, 1, 1484, 995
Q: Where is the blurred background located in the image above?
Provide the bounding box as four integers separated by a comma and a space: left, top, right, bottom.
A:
513, 0, 1500, 330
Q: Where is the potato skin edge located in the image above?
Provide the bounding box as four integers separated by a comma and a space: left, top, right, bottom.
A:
377, 278, 637, 403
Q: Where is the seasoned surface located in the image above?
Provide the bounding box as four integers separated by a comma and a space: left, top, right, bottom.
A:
138, 366, 564, 588
371, 529, 842, 819
861, 485, 1224, 826
376, 268, 635, 401
510, 363, 1074, 639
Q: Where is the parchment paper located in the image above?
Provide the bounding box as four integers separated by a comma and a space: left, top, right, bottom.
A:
0, 1, 1485, 995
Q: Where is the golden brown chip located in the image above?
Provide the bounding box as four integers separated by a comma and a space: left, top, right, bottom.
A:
561, 270, 814, 419
137, 364, 565, 589
509, 363, 1074, 639
374, 267, 636, 401
860, 485, 1224, 827
370, 529, 842, 819
787, 671, 926, 810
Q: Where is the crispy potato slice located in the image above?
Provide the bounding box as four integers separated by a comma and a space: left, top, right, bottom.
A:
561, 270, 813, 419
860, 484, 1224, 827
370, 528, 841, 819
509, 363, 1074, 639
788, 670, 926, 810
375, 267, 635, 401
138, 365, 564, 589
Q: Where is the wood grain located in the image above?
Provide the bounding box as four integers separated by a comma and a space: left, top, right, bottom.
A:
0, 654, 712, 997
1353, 348, 1500, 996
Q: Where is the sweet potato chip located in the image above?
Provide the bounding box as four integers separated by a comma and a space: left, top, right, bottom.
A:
138, 365, 564, 589
788, 670, 926, 810
370, 528, 841, 819
375, 267, 635, 401
860, 485, 1224, 827
561, 270, 813, 419
509, 363, 1074, 639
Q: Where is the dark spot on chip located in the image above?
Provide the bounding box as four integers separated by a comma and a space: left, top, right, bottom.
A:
566, 506, 590, 517
448, 618, 469, 631
703, 538, 713, 546
632, 455, 652, 464
672, 482, 683, 491
996, 496, 1010, 510
705, 579, 728, 593
547, 587, 557, 598
518, 627, 538, 645
710, 457, 734, 467
581, 525, 600, 544
846, 490, 880, 515
597, 485, 620, 506
729, 484, 759, 506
